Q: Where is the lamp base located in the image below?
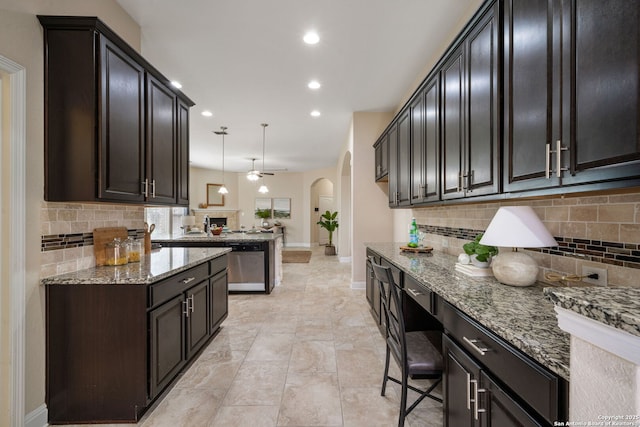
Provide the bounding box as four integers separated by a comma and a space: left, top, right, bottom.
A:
491, 251, 539, 287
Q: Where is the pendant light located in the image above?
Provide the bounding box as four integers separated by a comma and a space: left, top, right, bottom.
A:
258, 123, 269, 194
213, 126, 229, 194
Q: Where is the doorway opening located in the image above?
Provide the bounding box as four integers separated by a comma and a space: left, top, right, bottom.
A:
309, 178, 334, 246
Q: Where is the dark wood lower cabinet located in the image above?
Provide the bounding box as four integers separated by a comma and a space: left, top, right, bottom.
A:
46, 255, 228, 424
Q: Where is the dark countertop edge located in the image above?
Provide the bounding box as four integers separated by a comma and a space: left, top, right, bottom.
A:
41, 247, 232, 286
544, 287, 640, 339
366, 242, 570, 380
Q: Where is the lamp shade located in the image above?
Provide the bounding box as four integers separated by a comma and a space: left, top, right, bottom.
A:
480, 206, 557, 248
181, 216, 196, 227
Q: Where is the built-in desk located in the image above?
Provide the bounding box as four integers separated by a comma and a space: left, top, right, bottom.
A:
366, 243, 569, 426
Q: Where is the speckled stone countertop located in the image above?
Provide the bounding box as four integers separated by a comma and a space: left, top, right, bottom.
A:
153, 232, 282, 244
366, 242, 570, 380
41, 247, 231, 285
544, 287, 640, 338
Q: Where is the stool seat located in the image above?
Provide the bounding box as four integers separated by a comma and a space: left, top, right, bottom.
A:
406, 331, 443, 377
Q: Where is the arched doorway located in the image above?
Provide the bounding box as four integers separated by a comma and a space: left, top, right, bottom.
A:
309, 178, 334, 246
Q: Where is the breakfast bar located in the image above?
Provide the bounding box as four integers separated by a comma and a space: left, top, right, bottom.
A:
366, 242, 570, 425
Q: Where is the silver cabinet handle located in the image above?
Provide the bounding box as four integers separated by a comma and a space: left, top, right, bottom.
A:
151, 179, 156, 198
142, 179, 149, 197
182, 300, 189, 317
406, 288, 422, 297
470, 379, 486, 420
182, 277, 195, 284
458, 173, 463, 192
556, 139, 568, 178
188, 295, 194, 313
463, 336, 489, 356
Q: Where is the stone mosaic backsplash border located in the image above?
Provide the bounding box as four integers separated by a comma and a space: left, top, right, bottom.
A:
419, 224, 640, 270
41, 229, 146, 252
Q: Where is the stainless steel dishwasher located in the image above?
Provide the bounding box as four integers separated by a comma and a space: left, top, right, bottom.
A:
227, 242, 266, 292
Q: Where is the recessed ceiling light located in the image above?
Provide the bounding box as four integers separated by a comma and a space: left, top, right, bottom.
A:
303, 31, 320, 45
310, 110, 321, 117
170, 80, 182, 89
201, 110, 213, 117
308, 80, 321, 90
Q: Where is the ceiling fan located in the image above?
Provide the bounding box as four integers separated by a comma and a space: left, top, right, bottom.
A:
246, 158, 274, 181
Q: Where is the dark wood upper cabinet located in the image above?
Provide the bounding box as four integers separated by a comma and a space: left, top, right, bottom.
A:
505, 0, 640, 191
39, 16, 194, 206
388, 123, 399, 206
146, 74, 178, 204
397, 111, 412, 206
410, 76, 441, 205
442, 2, 500, 200
561, 0, 640, 185
374, 134, 389, 181
99, 37, 146, 202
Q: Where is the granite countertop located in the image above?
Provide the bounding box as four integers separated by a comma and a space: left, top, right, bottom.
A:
154, 232, 283, 243
41, 247, 231, 285
366, 242, 570, 380
544, 287, 640, 338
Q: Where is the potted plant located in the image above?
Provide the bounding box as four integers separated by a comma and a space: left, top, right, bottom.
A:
317, 210, 339, 255
463, 233, 498, 268
255, 208, 271, 227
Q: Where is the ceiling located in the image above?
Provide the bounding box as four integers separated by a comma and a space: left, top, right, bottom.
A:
116, 0, 481, 173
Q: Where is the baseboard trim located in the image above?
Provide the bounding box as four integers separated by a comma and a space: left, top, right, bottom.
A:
284, 242, 311, 248
351, 281, 365, 290
338, 256, 351, 263
25, 404, 47, 427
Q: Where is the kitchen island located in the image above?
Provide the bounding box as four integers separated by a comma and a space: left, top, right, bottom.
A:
154, 232, 283, 293
366, 243, 569, 426
42, 247, 231, 424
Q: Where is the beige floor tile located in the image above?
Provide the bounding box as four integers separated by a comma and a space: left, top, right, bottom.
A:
245, 333, 295, 361
289, 340, 337, 373
140, 387, 226, 427
223, 360, 288, 406
277, 372, 343, 426
210, 405, 280, 427
341, 387, 400, 427
336, 348, 385, 388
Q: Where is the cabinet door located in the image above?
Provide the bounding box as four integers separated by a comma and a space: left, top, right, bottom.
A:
186, 280, 210, 359
397, 111, 412, 206
410, 91, 425, 204
177, 99, 190, 206
388, 123, 399, 206
424, 77, 441, 202
504, 0, 561, 192
149, 294, 186, 399
481, 372, 543, 427
465, 4, 500, 197
99, 37, 146, 202
210, 270, 228, 333
561, 0, 640, 185
375, 135, 389, 181
442, 47, 466, 200
443, 335, 480, 427
146, 74, 178, 204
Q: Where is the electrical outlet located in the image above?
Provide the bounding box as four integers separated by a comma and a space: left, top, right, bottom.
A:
581, 266, 607, 286
442, 239, 449, 248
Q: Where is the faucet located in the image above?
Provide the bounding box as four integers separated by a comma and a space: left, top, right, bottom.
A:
203, 215, 210, 236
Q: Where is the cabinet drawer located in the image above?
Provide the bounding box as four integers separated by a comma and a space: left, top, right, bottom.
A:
404, 274, 434, 315
209, 254, 228, 276
442, 301, 562, 424
149, 263, 209, 308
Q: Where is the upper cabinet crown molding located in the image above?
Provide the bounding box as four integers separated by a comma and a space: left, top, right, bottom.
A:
39, 15, 193, 206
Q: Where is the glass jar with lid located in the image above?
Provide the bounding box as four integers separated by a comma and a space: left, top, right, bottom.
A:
125, 237, 143, 263
105, 238, 128, 266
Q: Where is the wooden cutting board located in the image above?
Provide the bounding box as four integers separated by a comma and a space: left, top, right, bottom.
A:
399, 245, 434, 253
93, 227, 128, 266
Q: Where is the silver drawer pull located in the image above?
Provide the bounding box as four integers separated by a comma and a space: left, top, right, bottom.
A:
182, 277, 195, 284
466, 373, 471, 410
463, 336, 489, 356
182, 300, 189, 317
407, 288, 422, 297
470, 379, 486, 420
188, 295, 195, 313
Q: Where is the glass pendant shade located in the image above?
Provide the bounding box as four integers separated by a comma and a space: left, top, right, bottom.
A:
214, 126, 229, 194
258, 184, 269, 194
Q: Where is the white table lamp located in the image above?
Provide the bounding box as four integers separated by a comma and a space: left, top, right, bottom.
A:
480, 206, 557, 287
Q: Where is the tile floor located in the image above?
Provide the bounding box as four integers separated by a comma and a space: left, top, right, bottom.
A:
67, 246, 443, 427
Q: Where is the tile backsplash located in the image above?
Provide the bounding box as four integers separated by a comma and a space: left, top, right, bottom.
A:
40, 202, 145, 278
413, 190, 640, 287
